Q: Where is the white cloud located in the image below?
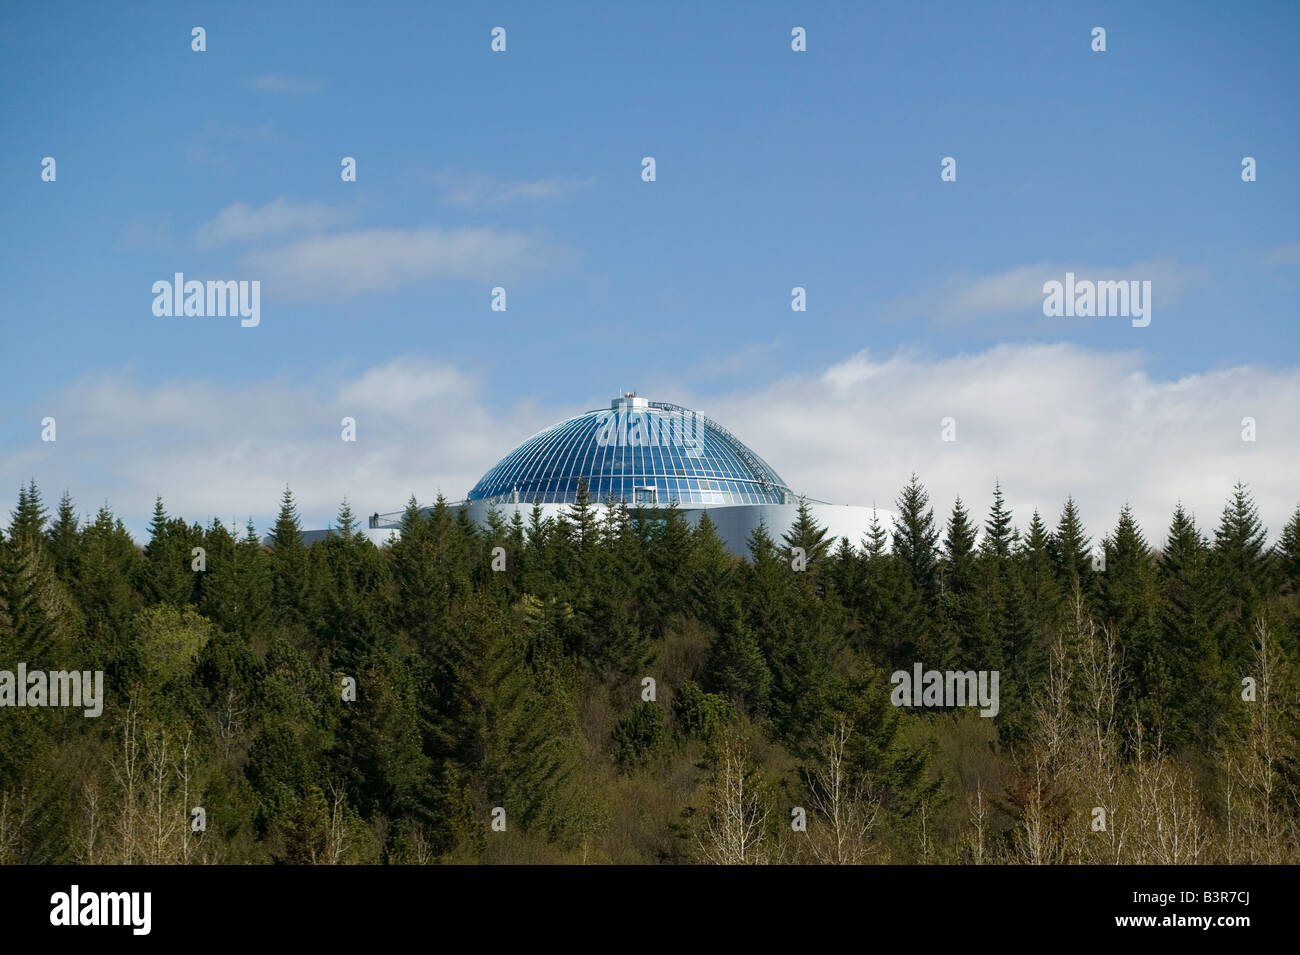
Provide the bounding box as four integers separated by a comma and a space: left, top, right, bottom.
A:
196, 198, 355, 248
699, 344, 1297, 545
5, 346, 1297, 547
924, 258, 1199, 321
432, 171, 594, 208
952, 264, 1057, 312
1, 361, 577, 539
247, 226, 571, 298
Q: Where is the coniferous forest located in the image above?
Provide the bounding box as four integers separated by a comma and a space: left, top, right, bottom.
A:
1, 476, 1298, 865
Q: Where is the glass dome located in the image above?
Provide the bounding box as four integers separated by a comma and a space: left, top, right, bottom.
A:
466, 395, 793, 507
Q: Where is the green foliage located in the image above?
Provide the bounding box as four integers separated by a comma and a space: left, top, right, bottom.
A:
0, 478, 1296, 864
672, 680, 734, 741
611, 702, 667, 768
134, 605, 213, 684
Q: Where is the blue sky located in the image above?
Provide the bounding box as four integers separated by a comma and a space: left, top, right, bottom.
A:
2, 0, 1298, 540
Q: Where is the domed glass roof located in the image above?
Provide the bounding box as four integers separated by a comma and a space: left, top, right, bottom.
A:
467, 395, 793, 507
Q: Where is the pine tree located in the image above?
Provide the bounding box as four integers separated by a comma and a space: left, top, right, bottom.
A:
566, 478, 598, 557
833, 666, 941, 839
582, 500, 651, 675
140, 496, 195, 607
8, 480, 49, 547
1213, 482, 1269, 672
648, 503, 693, 624
1, 482, 78, 664
892, 474, 939, 607
199, 518, 270, 639
75, 505, 142, 672
942, 497, 978, 596
932, 499, 978, 670
268, 487, 312, 628
239, 519, 272, 632
864, 509, 890, 560
3, 470, 1297, 864
1098, 504, 1165, 737
485, 594, 588, 841
391, 498, 436, 641
332, 644, 431, 823
0, 491, 76, 862
866, 505, 926, 665
6, 483, 54, 654
196, 518, 237, 620
318, 499, 387, 671
1278, 505, 1300, 589
994, 562, 1039, 743
1159, 503, 1223, 745
975, 483, 1034, 738
703, 605, 772, 715
981, 481, 1015, 564
744, 522, 793, 653
826, 535, 863, 641
689, 511, 736, 631
784, 497, 831, 569
1049, 496, 1093, 601
520, 503, 553, 597
1018, 508, 1058, 650
46, 491, 81, 583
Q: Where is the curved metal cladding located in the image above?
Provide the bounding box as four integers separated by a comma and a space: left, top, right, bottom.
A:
466, 399, 793, 507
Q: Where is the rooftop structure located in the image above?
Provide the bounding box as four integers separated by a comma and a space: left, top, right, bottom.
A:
338, 395, 893, 556
465, 394, 794, 508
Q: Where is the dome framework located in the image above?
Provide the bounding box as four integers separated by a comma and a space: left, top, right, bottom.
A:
351, 393, 887, 559
465, 395, 794, 508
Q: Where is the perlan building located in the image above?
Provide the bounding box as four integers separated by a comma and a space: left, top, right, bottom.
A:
360, 394, 888, 556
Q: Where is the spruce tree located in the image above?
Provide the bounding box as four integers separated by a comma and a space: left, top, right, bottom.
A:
1049, 496, 1093, 602
566, 477, 597, 557
981, 481, 1015, 564
1018, 509, 1058, 648
976, 483, 1033, 737
892, 474, 940, 607
1213, 482, 1269, 672
140, 496, 195, 607
1159, 503, 1223, 745
863, 509, 890, 560
1, 482, 77, 664
784, 497, 831, 569
703, 605, 772, 715
650, 503, 693, 621
942, 497, 978, 595
75, 505, 142, 672
318, 498, 387, 671
268, 487, 312, 628
1099, 504, 1165, 738
8, 480, 49, 547
1277, 505, 1300, 589
932, 498, 977, 670
689, 511, 735, 631
872, 504, 927, 665
46, 491, 81, 583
